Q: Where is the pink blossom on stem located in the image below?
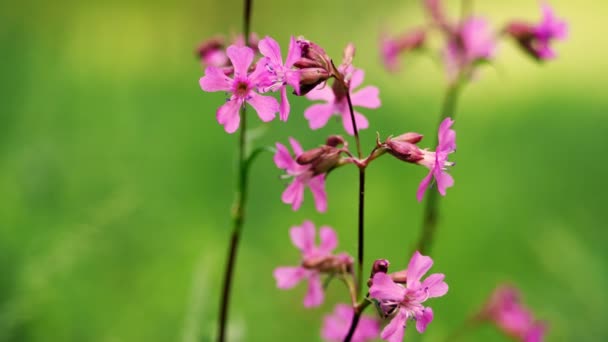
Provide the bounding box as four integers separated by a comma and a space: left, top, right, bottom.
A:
416, 117, 456, 202
481, 285, 547, 342
257, 36, 301, 121
274, 137, 327, 212
380, 29, 426, 72
273, 221, 352, 308
304, 69, 381, 135
322, 304, 380, 342
369, 251, 448, 342
444, 17, 496, 82
199, 45, 279, 133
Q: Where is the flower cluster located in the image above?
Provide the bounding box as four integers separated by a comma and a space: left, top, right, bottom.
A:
381, 1, 567, 81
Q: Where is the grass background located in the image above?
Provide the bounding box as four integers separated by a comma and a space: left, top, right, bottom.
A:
1, 0, 607, 341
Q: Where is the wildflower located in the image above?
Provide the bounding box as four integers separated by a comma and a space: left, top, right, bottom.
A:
293, 37, 334, 95
380, 29, 426, 72
480, 285, 547, 342
304, 68, 380, 135
506, 3, 567, 61
416, 117, 456, 202
257, 36, 301, 121
196, 36, 228, 68
369, 251, 448, 342
274, 137, 327, 212
199, 45, 279, 133
274, 221, 353, 308
444, 17, 497, 82
322, 304, 380, 342
383, 132, 425, 163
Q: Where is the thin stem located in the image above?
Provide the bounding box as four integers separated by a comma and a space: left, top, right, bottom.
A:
343, 299, 372, 342
216, 1, 253, 341
416, 83, 461, 254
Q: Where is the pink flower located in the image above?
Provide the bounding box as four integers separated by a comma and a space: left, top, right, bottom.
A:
257, 36, 301, 121
369, 251, 448, 342
304, 69, 381, 135
274, 137, 327, 212
416, 117, 456, 202
380, 29, 426, 72
481, 285, 547, 342
199, 45, 279, 133
530, 3, 568, 60
322, 304, 380, 342
444, 17, 496, 82
273, 221, 352, 308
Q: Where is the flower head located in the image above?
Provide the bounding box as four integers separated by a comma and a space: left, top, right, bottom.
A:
199, 45, 279, 133
370, 251, 448, 342
257, 36, 301, 121
322, 304, 380, 342
274, 221, 353, 308
274, 137, 328, 212
506, 3, 567, 61
481, 285, 547, 342
380, 29, 426, 72
444, 17, 496, 82
304, 68, 381, 135
416, 117, 456, 202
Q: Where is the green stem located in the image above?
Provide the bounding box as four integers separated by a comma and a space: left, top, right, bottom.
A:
416, 83, 461, 254
216, 1, 253, 341
343, 299, 372, 342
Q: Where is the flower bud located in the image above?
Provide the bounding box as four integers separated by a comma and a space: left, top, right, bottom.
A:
297, 68, 331, 95
295, 37, 333, 71
504, 21, 543, 61
297, 145, 343, 176
326, 135, 346, 148
384, 134, 425, 163
302, 253, 353, 273
196, 36, 228, 67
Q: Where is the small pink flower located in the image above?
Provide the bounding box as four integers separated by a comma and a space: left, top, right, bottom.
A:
274, 137, 327, 212
444, 17, 496, 82
322, 304, 380, 342
199, 45, 279, 133
481, 285, 547, 342
274, 221, 352, 308
257, 36, 301, 121
369, 251, 448, 342
416, 117, 456, 202
380, 29, 426, 72
532, 3, 568, 60
304, 69, 381, 135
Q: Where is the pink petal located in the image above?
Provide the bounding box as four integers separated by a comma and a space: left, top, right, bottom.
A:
226, 45, 254, 77
216, 99, 242, 134
279, 86, 290, 121
304, 103, 335, 130
290, 220, 316, 253
405, 251, 433, 289
349, 68, 365, 90
199, 66, 233, 92
435, 169, 454, 196
351, 86, 381, 109
308, 175, 328, 213
274, 142, 296, 170
524, 322, 547, 342
247, 92, 278, 122
258, 36, 283, 65
415, 307, 434, 333
380, 308, 407, 342
249, 58, 272, 88
285, 36, 301, 67
421, 273, 448, 298
282, 179, 305, 211
341, 111, 369, 136
438, 117, 456, 151
303, 273, 324, 307
306, 84, 335, 102
370, 273, 406, 302
273, 266, 307, 289
318, 226, 337, 255
285, 70, 301, 94
288, 137, 304, 156
416, 170, 434, 202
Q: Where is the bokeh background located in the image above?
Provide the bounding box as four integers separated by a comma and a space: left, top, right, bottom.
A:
1, 0, 607, 341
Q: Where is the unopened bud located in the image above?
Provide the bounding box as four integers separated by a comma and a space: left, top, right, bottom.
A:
367, 259, 390, 287
296, 68, 331, 95
302, 253, 353, 273
326, 135, 346, 147
296, 37, 333, 71
504, 21, 544, 61
196, 36, 228, 67
392, 132, 423, 144
390, 270, 407, 284
385, 134, 425, 163
297, 145, 343, 175
342, 43, 356, 69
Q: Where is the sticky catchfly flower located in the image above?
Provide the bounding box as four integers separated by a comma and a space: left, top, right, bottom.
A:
274, 137, 327, 212
257, 36, 301, 121
322, 304, 380, 342
480, 285, 547, 342
199, 45, 279, 133
274, 221, 353, 308
304, 68, 381, 135
506, 3, 567, 61
370, 251, 448, 342
416, 117, 456, 202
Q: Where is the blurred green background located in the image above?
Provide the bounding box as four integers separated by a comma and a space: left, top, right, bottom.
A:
1, 0, 607, 341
